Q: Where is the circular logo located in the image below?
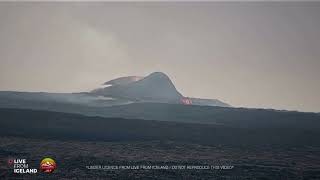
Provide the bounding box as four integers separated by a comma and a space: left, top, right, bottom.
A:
40, 158, 56, 173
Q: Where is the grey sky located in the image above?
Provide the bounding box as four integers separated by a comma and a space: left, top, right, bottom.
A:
0, 2, 319, 112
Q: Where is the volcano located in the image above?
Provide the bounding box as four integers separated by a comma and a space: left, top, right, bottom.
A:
90, 72, 230, 107
91, 72, 183, 103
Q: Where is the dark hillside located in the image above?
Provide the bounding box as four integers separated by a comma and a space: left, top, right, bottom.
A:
0, 108, 319, 147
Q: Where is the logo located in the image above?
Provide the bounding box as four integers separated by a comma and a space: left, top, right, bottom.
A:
8, 158, 37, 174
7, 159, 14, 166
40, 158, 56, 173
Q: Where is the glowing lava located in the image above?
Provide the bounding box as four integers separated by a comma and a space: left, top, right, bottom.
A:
181, 97, 192, 105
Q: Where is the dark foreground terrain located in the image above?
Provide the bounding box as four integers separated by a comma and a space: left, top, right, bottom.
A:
1, 137, 320, 180
0, 107, 319, 179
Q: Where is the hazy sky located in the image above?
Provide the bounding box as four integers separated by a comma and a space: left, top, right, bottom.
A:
0, 2, 319, 112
